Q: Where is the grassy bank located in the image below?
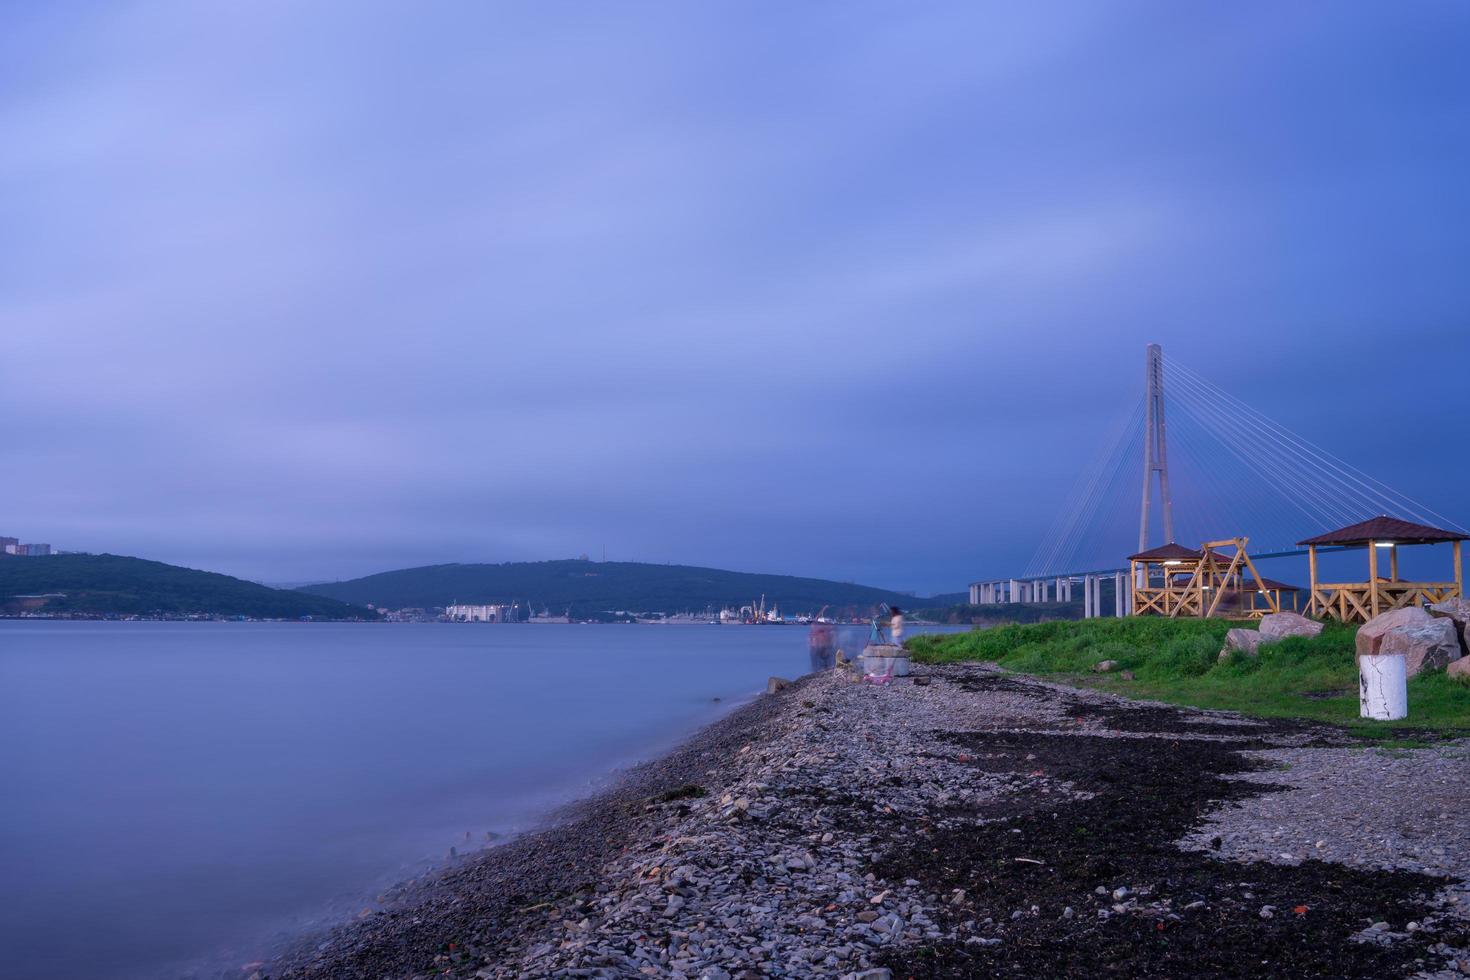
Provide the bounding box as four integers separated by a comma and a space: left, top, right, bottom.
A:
907, 618, 1470, 736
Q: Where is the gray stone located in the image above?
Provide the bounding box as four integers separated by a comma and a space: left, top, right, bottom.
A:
1258, 611, 1324, 641
766, 677, 790, 694
1446, 654, 1470, 681
1218, 627, 1265, 661
1428, 599, 1470, 656
1378, 619, 1462, 678
1092, 660, 1121, 673
1356, 606, 1435, 657
1428, 597, 1470, 627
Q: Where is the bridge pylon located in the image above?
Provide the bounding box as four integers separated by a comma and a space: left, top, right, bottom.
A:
1139, 343, 1174, 551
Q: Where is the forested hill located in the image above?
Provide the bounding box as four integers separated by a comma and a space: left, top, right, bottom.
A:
300, 559, 938, 617
0, 554, 376, 620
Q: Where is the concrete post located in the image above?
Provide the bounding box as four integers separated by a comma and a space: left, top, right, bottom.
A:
1114, 572, 1125, 617
1083, 575, 1093, 618
1038, 580, 1048, 603
1009, 579, 1019, 604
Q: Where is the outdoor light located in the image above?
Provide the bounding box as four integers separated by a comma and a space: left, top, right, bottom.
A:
1375, 541, 1396, 548
1163, 559, 1182, 566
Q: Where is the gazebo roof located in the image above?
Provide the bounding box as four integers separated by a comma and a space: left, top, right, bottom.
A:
1242, 573, 1300, 593
1298, 515, 1468, 547
1128, 542, 1201, 562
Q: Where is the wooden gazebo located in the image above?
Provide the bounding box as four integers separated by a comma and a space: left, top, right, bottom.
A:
1237, 573, 1302, 616
1299, 515, 1465, 623
1130, 537, 1280, 619
1129, 542, 1207, 617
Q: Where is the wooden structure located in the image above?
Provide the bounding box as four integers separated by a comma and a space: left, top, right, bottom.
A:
1128, 538, 1282, 619
1300, 515, 1465, 623
1128, 542, 1206, 617
1239, 573, 1301, 616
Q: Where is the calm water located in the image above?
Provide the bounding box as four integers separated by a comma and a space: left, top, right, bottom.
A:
0, 621, 948, 979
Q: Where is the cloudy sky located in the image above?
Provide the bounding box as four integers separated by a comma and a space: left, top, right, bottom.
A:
3, 2, 1468, 593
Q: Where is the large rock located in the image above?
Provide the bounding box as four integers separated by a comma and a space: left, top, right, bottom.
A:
1449, 656, 1470, 681
1428, 597, 1470, 626
1356, 606, 1435, 657
1377, 619, 1462, 678
766, 676, 790, 694
1258, 611, 1324, 641
1428, 599, 1470, 656
1218, 627, 1265, 661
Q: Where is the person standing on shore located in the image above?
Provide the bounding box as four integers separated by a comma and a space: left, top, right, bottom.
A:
808, 620, 835, 671
889, 606, 904, 647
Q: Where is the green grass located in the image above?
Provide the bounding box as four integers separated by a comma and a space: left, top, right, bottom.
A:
907, 618, 1470, 737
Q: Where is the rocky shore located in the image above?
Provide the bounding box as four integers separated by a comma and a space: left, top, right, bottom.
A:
268, 665, 1470, 979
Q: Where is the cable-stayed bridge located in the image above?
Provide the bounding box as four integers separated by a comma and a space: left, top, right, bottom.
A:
969, 344, 1467, 618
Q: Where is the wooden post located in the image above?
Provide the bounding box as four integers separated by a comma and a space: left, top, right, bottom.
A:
1368, 540, 1379, 619
1455, 540, 1463, 599
1308, 545, 1319, 616
1389, 545, 1399, 582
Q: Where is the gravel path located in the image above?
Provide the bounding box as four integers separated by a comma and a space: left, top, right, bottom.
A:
262, 664, 1470, 979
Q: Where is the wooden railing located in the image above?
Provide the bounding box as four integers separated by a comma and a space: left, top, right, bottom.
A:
1310, 581, 1461, 623
1133, 587, 1274, 619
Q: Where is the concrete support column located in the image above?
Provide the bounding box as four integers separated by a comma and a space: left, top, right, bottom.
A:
1038, 580, 1049, 603
1114, 572, 1125, 617
1009, 579, 1019, 605
1083, 575, 1093, 618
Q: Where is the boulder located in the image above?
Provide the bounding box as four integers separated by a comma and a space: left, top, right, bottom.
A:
1377, 619, 1462, 678
1258, 611, 1324, 641
1428, 599, 1470, 657
1092, 660, 1120, 673
766, 676, 790, 694
1428, 597, 1470, 627
1356, 606, 1435, 657
1448, 657, 1470, 681
1218, 627, 1265, 661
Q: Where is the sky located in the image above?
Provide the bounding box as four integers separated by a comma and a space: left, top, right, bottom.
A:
3, 2, 1469, 595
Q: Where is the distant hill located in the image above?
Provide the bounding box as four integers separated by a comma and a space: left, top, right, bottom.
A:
300, 559, 942, 617
0, 554, 376, 620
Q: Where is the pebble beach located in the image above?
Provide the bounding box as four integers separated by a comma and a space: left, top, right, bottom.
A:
268, 664, 1470, 979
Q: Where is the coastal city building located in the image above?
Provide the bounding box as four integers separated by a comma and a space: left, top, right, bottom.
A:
444, 603, 513, 622
1, 536, 52, 556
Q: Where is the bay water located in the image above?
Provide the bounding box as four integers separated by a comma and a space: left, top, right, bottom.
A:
0, 620, 952, 979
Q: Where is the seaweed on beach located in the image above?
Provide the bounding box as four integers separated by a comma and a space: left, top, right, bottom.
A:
872, 718, 1463, 978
